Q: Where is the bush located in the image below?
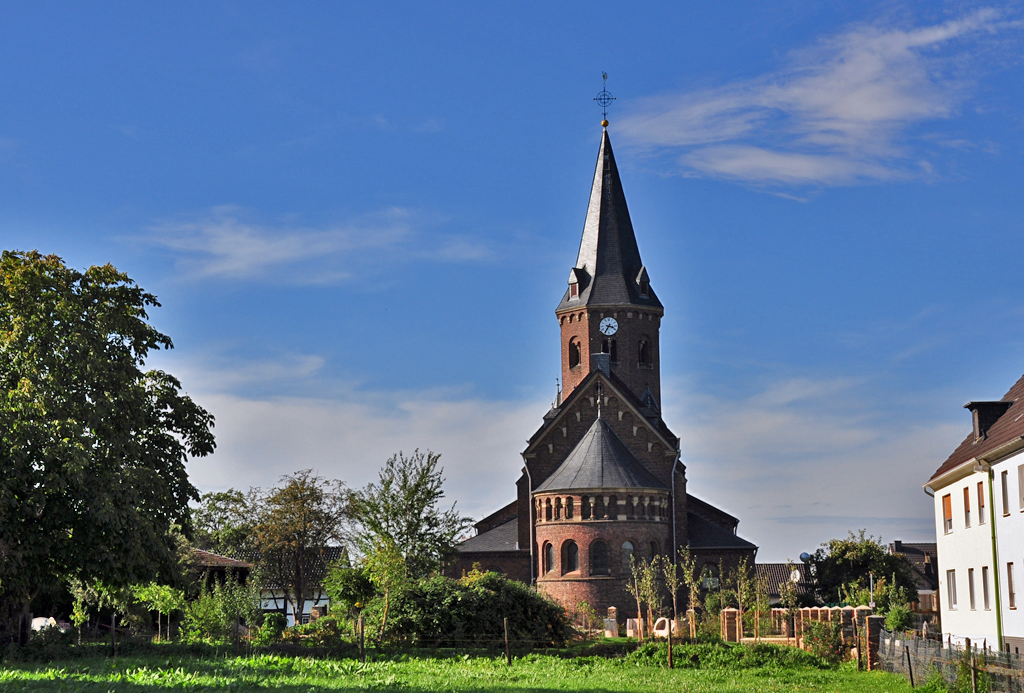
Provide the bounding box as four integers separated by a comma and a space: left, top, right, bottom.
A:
364, 570, 572, 646
801, 619, 846, 666
254, 612, 287, 645
283, 614, 346, 647
885, 604, 913, 632
622, 641, 829, 670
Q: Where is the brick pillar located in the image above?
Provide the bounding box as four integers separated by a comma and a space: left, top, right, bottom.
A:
865, 615, 884, 671
721, 608, 740, 642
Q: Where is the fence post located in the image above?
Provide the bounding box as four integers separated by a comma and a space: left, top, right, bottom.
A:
668, 620, 673, 669
965, 637, 977, 693
504, 617, 511, 666
904, 646, 914, 687
358, 614, 365, 663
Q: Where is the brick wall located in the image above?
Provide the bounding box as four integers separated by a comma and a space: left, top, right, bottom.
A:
445, 550, 531, 584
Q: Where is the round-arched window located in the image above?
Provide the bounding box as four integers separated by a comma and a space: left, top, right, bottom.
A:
544, 543, 555, 574
638, 337, 652, 366
563, 541, 579, 573
569, 337, 582, 369
621, 541, 635, 569
650, 540, 659, 560
591, 541, 609, 574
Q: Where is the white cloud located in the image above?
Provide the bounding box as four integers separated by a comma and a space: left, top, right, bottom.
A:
620, 9, 1020, 186
146, 206, 491, 283
664, 376, 965, 560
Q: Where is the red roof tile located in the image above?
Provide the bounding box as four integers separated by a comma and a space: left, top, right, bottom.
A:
192, 549, 252, 569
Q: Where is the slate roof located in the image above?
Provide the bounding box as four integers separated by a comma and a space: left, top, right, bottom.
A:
456, 518, 520, 553
686, 512, 758, 550
534, 415, 668, 492
556, 129, 663, 313
756, 563, 809, 596
929, 371, 1024, 481
889, 541, 939, 592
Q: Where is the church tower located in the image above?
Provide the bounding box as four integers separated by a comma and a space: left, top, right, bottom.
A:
447, 122, 756, 618
557, 129, 664, 409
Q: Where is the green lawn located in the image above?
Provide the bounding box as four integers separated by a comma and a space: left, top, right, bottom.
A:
0, 651, 921, 692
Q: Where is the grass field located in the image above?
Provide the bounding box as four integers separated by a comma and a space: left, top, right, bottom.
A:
0, 648, 925, 692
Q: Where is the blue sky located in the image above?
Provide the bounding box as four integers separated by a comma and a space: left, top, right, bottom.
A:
3, 1, 1024, 561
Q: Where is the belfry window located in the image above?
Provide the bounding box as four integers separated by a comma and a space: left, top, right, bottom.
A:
569, 338, 582, 369
638, 338, 652, 367
601, 338, 618, 363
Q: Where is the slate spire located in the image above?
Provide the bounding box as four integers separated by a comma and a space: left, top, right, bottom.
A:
557, 128, 662, 312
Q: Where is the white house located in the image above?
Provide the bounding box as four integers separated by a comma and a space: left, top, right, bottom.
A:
926, 375, 1024, 653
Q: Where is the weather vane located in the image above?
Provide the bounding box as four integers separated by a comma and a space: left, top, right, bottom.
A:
594, 71, 615, 127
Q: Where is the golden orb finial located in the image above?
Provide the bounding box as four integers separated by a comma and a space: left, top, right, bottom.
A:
601, 119, 609, 128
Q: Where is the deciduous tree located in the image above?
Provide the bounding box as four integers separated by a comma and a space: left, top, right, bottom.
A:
0, 251, 215, 642
348, 450, 471, 579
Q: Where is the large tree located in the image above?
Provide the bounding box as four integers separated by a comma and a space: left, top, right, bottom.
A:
348, 449, 472, 580
806, 530, 918, 607
251, 470, 348, 624
0, 251, 215, 640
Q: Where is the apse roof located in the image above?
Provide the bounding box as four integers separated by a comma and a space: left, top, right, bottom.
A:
534, 415, 667, 492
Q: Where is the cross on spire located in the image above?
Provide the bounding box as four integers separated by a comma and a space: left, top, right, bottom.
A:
594, 72, 615, 127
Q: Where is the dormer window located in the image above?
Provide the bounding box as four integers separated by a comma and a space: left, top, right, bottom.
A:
636, 266, 651, 299
567, 268, 584, 301
569, 283, 579, 299
639, 279, 649, 297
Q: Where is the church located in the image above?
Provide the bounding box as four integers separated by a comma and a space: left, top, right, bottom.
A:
447, 123, 757, 616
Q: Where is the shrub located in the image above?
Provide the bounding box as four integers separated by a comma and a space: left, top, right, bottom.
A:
364, 570, 572, 646
885, 604, 913, 632
254, 612, 287, 645
801, 619, 845, 666
622, 641, 828, 670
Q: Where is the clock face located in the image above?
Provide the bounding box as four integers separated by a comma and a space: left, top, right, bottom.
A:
599, 317, 618, 335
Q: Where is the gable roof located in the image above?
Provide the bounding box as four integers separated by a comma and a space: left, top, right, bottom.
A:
686, 512, 758, 551
457, 517, 520, 553
534, 415, 668, 492
192, 549, 252, 570
756, 563, 809, 596
556, 129, 662, 313
929, 371, 1024, 482
525, 368, 678, 456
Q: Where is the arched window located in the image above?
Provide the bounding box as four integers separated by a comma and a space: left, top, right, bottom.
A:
569, 337, 581, 369
638, 337, 652, 366
545, 498, 552, 522
591, 541, 609, 575
621, 541, 635, 569
544, 542, 555, 574
650, 541, 659, 559
563, 541, 579, 573
565, 497, 574, 519
610, 339, 618, 363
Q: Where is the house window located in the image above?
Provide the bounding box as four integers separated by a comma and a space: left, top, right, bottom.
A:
969, 568, 976, 610
947, 570, 957, 610
983, 567, 991, 610
1019, 465, 1024, 510
563, 541, 579, 573
1003, 471, 1010, 516
964, 487, 971, 528
544, 543, 555, 574
568, 338, 581, 369
591, 541, 609, 575
1009, 563, 1016, 610
621, 541, 634, 569
979, 481, 986, 524
942, 494, 953, 533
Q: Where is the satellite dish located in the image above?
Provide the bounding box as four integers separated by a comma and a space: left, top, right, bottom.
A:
799, 552, 811, 562
790, 569, 801, 583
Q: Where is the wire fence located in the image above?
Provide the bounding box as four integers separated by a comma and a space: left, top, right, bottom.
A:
877, 629, 1024, 692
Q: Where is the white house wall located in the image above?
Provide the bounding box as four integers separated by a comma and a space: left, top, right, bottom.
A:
259, 589, 330, 627
933, 467, 999, 646
995, 451, 1024, 652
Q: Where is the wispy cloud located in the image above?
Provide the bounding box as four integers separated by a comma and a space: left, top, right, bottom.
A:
146, 206, 492, 283
664, 375, 965, 559
620, 9, 1020, 187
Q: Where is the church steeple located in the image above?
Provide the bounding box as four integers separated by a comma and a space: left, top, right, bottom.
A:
557, 127, 664, 406
556, 129, 662, 313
